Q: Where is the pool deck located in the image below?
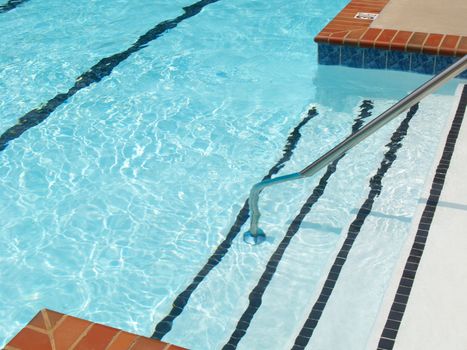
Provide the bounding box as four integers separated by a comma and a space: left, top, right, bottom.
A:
3, 309, 186, 350
315, 0, 467, 54
370, 0, 467, 37
314, 0, 466, 74
370, 84, 467, 350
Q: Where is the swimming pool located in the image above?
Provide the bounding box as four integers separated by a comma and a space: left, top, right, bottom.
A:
0, 0, 461, 349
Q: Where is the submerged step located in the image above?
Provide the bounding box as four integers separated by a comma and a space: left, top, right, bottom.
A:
157, 97, 430, 349
373, 84, 467, 350
158, 101, 368, 349
303, 93, 456, 350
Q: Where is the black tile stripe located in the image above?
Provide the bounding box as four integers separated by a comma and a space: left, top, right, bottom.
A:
0, 0, 29, 13
0, 0, 221, 152
291, 103, 420, 350
152, 107, 319, 339
222, 100, 374, 350
377, 85, 467, 350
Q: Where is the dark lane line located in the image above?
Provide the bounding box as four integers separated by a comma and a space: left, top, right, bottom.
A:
222, 100, 374, 350
0, 0, 29, 13
152, 107, 319, 339
291, 104, 419, 350
0, 0, 221, 152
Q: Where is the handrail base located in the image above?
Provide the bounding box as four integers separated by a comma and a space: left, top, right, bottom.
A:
244, 228, 266, 245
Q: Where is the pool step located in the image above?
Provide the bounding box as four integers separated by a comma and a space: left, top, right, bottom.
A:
156, 98, 397, 349
152, 92, 455, 350
234, 99, 411, 350
298, 93, 455, 350
372, 84, 467, 350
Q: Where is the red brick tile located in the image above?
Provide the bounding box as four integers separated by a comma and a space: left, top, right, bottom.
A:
6, 327, 52, 350
439, 35, 460, 55
53, 316, 90, 350
390, 31, 413, 50
456, 36, 467, 56
343, 28, 367, 45
318, 28, 334, 34
28, 311, 47, 330
338, 10, 360, 20
359, 28, 382, 48
130, 337, 169, 350
4, 310, 186, 350
324, 23, 356, 32
422, 33, 444, 54
44, 309, 65, 330
106, 332, 138, 350
424, 33, 444, 47
74, 323, 118, 350
314, 33, 331, 43
406, 32, 428, 52
328, 30, 349, 45
374, 29, 397, 49
332, 19, 368, 28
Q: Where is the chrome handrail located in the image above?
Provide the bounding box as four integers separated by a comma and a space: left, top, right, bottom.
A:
244, 55, 467, 245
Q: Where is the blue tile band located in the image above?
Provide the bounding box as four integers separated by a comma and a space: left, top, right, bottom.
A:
318, 44, 466, 77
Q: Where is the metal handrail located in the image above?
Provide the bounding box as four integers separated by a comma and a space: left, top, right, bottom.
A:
244, 55, 467, 245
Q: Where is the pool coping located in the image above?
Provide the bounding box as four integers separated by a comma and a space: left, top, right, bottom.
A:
314, 0, 467, 76
367, 83, 467, 350
314, 0, 466, 56
3, 309, 187, 350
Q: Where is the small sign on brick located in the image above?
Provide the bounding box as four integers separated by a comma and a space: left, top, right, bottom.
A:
354, 12, 379, 20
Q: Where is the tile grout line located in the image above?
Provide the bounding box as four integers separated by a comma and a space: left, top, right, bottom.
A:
435, 34, 446, 55
42, 310, 59, 350
69, 323, 94, 350
50, 314, 68, 350
452, 36, 461, 56
104, 330, 123, 350
128, 336, 142, 350
25, 325, 48, 334
376, 85, 467, 350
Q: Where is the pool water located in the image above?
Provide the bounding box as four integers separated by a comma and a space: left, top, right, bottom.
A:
0, 0, 460, 349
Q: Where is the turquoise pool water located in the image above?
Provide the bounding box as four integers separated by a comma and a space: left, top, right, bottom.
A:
0, 0, 460, 349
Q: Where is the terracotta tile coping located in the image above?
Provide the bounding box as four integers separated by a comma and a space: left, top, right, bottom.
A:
4, 309, 187, 350
314, 0, 467, 56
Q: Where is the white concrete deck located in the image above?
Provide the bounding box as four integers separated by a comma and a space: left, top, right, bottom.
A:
370, 0, 467, 36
